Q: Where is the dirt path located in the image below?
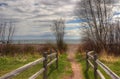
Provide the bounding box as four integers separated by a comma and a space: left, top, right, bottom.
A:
67, 45, 83, 79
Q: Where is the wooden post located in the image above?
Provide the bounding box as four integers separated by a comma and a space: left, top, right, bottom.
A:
86, 51, 89, 72
56, 50, 58, 69
49, 49, 52, 61
43, 52, 48, 79
94, 54, 98, 79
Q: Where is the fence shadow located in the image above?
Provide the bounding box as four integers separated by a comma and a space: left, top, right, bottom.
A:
48, 64, 56, 76
84, 71, 90, 79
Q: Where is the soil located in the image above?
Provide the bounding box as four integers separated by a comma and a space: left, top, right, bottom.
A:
67, 45, 83, 79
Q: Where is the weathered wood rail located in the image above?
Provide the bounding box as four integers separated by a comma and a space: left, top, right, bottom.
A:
86, 51, 120, 79
0, 50, 58, 79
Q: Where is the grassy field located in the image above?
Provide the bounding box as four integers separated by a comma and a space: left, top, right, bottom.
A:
76, 52, 120, 79
0, 53, 41, 76
0, 53, 72, 79
100, 55, 120, 77
38, 54, 72, 79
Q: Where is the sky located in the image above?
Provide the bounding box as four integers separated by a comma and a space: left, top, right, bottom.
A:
0, 0, 120, 40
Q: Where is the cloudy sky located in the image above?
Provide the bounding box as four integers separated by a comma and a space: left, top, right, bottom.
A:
0, 0, 120, 40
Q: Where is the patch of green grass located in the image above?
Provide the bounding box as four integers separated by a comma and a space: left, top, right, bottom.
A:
50, 54, 72, 79
76, 53, 120, 79
36, 54, 72, 79
76, 53, 94, 79
13, 63, 43, 79
0, 53, 41, 77
0, 53, 72, 79
101, 59, 120, 76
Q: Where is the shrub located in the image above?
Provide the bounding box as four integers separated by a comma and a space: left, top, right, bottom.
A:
1, 44, 21, 56
23, 45, 35, 54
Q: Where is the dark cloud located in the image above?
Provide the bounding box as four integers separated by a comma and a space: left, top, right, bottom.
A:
0, 2, 8, 7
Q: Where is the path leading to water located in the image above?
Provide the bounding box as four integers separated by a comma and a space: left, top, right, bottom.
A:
67, 45, 83, 79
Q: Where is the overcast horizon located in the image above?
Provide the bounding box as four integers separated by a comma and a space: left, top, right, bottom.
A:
0, 0, 120, 40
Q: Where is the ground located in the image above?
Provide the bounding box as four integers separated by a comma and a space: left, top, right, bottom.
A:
67, 45, 83, 79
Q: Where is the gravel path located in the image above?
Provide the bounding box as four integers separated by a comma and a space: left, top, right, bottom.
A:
67, 45, 83, 79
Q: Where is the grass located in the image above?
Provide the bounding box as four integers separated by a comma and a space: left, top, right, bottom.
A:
0, 53, 41, 77
76, 52, 94, 79
37, 54, 72, 79
76, 52, 120, 79
100, 55, 120, 77
0, 53, 72, 79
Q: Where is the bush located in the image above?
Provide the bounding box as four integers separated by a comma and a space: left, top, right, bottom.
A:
0, 44, 21, 56
0, 44, 60, 56
23, 45, 35, 54
0, 44, 36, 56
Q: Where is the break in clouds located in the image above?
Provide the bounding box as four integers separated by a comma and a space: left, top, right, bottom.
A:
0, 0, 120, 40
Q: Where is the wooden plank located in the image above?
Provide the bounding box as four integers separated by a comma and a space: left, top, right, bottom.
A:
97, 60, 120, 79
88, 59, 105, 79
0, 57, 45, 79
47, 53, 56, 58
88, 54, 94, 59
88, 60, 106, 79
87, 51, 120, 79
29, 68, 45, 79
97, 70, 106, 79
47, 58, 57, 67
88, 51, 94, 55
88, 60, 94, 68
88, 51, 94, 59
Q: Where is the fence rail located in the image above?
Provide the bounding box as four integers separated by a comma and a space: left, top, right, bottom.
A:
86, 51, 120, 79
0, 50, 58, 79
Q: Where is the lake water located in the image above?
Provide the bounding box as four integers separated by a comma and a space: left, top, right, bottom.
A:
12, 39, 81, 44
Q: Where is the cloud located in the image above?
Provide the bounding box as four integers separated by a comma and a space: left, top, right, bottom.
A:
0, 0, 119, 40
0, 2, 8, 7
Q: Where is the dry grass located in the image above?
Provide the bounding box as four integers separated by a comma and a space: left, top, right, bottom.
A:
99, 50, 120, 63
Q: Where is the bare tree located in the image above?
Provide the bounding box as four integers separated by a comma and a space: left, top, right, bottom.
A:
75, 0, 116, 52
6, 22, 15, 44
0, 22, 15, 44
51, 18, 66, 54
106, 21, 120, 54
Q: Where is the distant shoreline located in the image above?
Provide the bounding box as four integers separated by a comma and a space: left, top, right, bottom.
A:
10, 39, 81, 44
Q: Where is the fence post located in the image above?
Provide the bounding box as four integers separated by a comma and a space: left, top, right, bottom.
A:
43, 52, 48, 79
49, 49, 52, 61
86, 51, 89, 72
56, 50, 58, 69
94, 54, 98, 79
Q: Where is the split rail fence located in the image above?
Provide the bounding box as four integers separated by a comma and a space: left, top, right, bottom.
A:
0, 50, 58, 79
86, 51, 120, 79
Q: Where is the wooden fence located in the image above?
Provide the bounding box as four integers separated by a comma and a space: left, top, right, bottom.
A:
86, 51, 120, 79
0, 50, 58, 79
